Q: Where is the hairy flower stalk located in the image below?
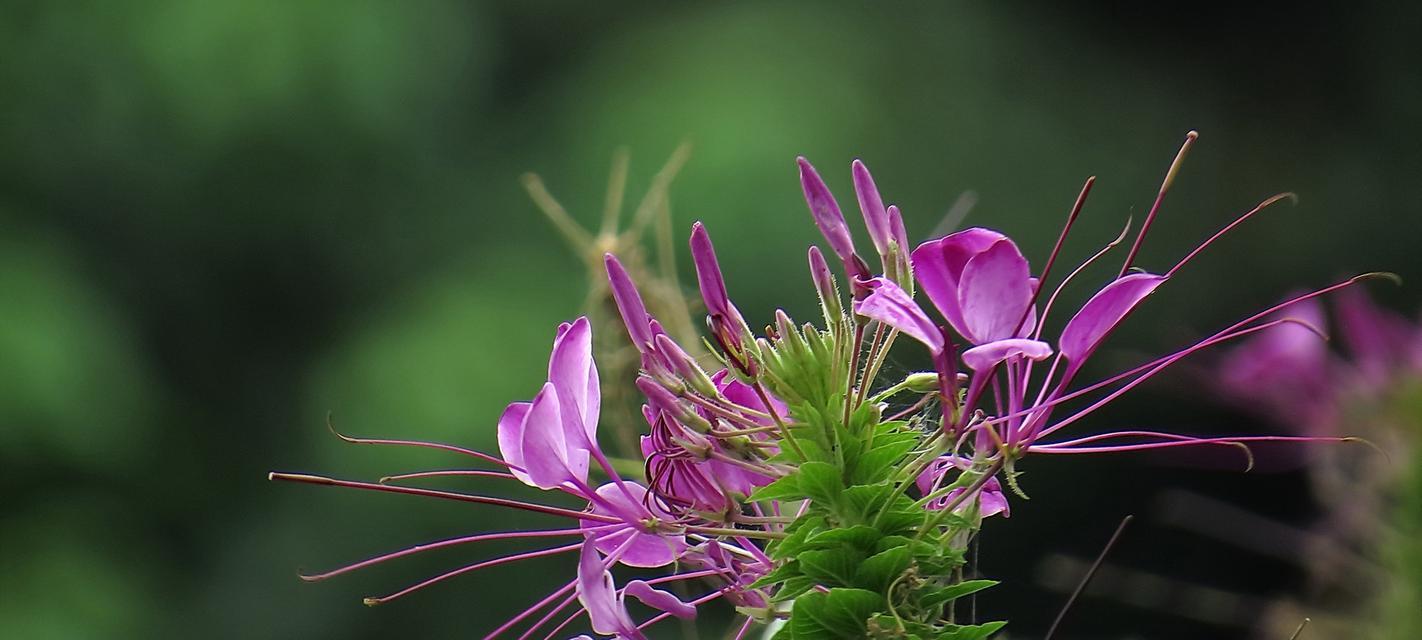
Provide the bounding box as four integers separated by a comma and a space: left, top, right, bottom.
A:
273, 133, 1375, 639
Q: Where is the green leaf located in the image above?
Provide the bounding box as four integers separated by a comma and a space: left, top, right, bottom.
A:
749, 473, 803, 502
855, 546, 912, 592
849, 438, 916, 485
769, 515, 825, 558
935, 621, 1007, 639
841, 483, 897, 522
750, 560, 803, 589
771, 575, 818, 603
798, 548, 865, 587
920, 580, 999, 608
794, 588, 884, 639
798, 461, 843, 507
802, 525, 880, 551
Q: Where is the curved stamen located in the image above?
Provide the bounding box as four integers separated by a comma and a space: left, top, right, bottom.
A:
325, 413, 515, 470
1010, 317, 1325, 441
363, 543, 581, 606
300, 526, 614, 582
1166, 193, 1296, 278
379, 469, 520, 484
268, 472, 624, 524
1034, 216, 1134, 341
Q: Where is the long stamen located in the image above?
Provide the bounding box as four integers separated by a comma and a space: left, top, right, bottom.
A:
363, 543, 581, 606
732, 616, 757, 640
300, 527, 608, 582
1030, 435, 1358, 465
268, 472, 624, 524
1119, 131, 1198, 276
379, 469, 520, 484
1016, 176, 1095, 336
325, 414, 514, 470
1166, 192, 1296, 278
1034, 216, 1134, 340
513, 590, 579, 640
1022, 317, 1325, 442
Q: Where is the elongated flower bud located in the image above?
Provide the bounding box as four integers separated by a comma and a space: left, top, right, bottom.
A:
636, 376, 712, 433
690, 222, 757, 374
798, 157, 856, 261
654, 333, 717, 397
887, 204, 914, 294
808, 246, 843, 324
853, 159, 891, 257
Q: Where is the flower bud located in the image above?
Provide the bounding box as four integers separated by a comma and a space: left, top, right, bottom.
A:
654, 334, 717, 397
904, 372, 940, 393
808, 246, 843, 324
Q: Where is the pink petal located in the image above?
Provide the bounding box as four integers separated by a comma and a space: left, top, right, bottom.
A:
853, 277, 943, 353
961, 338, 1053, 372
582, 483, 686, 568
958, 239, 1033, 343
1059, 273, 1168, 379
625, 580, 697, 620
576, 541, 636, 636
495, 401, 532, 485
519, 383, 583, 490
911, 228, 1010, 340
548, 317, 600, 445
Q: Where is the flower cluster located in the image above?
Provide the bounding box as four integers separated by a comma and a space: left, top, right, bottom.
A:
272, 132, 1370, 639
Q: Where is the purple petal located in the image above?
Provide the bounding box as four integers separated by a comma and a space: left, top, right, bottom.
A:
798, 157, 857, 260
520, 383, 586, 490
583, 482, 686, 568
911, 228, 1011, 341
548, 317, 600, 447
1059, 273, 1168, 379
958, 239, 1034, 343
496, 401, 532, 485
576, 541, 636, 636
852, 159, 891, 255
854, 277, 943, 354
604, 254, 655, 349
624, 580, 696, 620
961, 338, 1053, 372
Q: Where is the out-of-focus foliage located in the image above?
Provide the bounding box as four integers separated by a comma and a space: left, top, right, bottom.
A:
1, 1, 1419, 638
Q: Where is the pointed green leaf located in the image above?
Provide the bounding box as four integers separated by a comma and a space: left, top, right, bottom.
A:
855, 546, 912, 592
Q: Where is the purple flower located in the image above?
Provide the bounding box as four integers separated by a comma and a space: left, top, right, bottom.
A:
580, 481, 688, 568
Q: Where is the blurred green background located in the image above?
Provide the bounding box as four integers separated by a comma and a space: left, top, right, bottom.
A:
2, 1, 1419, 638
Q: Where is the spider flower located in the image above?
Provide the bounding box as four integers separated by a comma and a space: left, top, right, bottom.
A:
848, 134, 1363, 465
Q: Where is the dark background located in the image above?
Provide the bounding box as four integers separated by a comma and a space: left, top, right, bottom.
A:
2, 2, 1418, 638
